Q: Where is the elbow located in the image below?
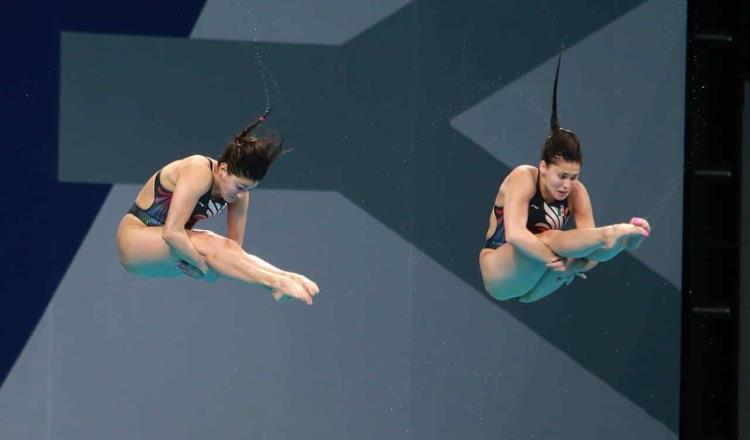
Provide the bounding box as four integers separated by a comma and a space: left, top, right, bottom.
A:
505, 232, 522, 248
161, 227, 182, 244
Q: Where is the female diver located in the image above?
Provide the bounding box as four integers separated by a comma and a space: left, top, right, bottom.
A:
116, 111, 319, 305
479, 57, 651, 303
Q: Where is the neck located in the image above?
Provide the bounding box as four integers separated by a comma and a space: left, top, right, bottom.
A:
210, 168, 220, 199
538, 174, 556, 204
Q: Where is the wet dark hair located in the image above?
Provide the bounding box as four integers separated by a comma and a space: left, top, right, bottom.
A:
218, 109, 285, 181
542, 54, 582, 165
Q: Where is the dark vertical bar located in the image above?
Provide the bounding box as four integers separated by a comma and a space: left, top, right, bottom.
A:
738, 0, 750, 435
739, 83, 750, 440
681, 0, 743, 438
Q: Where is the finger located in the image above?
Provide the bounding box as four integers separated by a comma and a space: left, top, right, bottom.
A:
177, 260, 205, 279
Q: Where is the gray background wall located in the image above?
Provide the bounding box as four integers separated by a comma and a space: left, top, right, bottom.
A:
0, 0, 685, 438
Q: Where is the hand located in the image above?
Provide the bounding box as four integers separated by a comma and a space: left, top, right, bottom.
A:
562, 258, 589, 284
564, 258, 588, 273
177, 259, 209, 279
545, 256, 566, 272
272, 276, 314, 305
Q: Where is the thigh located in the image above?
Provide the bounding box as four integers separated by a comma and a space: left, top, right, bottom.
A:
479, 243, 549, 301
116, 215, 182, 277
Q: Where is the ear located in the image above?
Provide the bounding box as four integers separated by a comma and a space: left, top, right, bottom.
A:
539, 160, 548, 173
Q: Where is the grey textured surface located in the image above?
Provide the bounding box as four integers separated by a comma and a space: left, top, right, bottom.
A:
44, 0, 686, 436
451, 0, 685, 287
1, 188, 411, 439
0, 187, 673, 438
191, 0, 414, 45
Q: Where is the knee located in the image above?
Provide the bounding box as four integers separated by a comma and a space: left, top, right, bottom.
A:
117, 250, 138, 275
485, 284, 524, 302
120, 260, 138, 274
489, 292, 518, 302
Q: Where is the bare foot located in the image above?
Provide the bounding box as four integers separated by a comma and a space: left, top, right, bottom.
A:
623, 217, 651, 250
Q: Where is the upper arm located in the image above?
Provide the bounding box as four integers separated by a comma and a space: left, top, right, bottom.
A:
227, 192, 250, 245
163, 161, 212, 234
502, 167, 536, 242
569, 180, 595, 229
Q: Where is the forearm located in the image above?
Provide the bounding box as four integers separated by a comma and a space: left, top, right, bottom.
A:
507, 231, 560, 264
162, 229, 205, 266
227, 231, 245, 247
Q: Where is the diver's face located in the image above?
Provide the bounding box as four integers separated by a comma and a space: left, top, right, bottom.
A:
540, 159, 580, 201
217, 164, 258, 202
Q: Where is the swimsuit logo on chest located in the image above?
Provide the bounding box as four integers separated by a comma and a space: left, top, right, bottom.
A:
533, 203, 565, 231
204, 200, 225, 217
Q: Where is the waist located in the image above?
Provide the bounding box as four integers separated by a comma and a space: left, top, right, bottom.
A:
128, 204, 164, 227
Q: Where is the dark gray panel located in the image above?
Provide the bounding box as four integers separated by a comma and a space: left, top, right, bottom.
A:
56, 0, 682, 433
0, 188, 410, 439
191, 0, 414, 45
451, 0, 685, 287
410, 251, 675, 439
0, 187, 674, 439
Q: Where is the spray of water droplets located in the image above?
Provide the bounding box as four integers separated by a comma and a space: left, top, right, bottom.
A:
452, 1, 684, 227
235, 2, 279, 115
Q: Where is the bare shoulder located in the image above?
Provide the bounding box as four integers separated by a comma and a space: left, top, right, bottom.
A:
234, 191, 250, 203
570, 179, 590, 200
496, 164, 536, 205
502, 164, 537, 191
162, 155, 212, 190
569, 179, 593, 212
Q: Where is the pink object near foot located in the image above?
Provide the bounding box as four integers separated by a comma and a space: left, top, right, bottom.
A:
629, 217, 650, 237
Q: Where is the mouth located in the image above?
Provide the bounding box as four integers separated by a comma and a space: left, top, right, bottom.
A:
557, 191, 568, 197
